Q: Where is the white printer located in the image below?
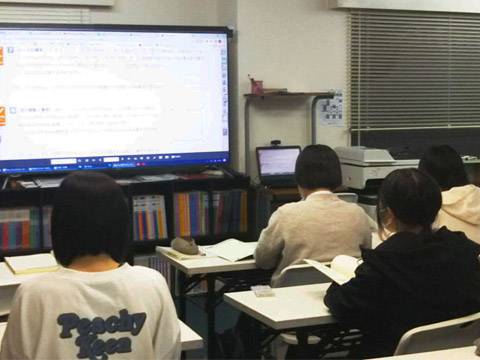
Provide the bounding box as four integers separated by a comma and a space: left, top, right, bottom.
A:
335, 146, 419, 190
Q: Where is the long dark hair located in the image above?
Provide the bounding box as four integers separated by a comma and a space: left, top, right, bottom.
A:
376, 168, 442, 237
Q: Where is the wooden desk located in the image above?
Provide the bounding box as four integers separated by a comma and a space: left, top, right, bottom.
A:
372, 346, 477, 359
0, 321, 203, 352
224, 283, 333, 331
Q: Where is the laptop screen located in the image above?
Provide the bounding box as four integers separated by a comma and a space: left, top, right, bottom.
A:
257, 147, 301, 176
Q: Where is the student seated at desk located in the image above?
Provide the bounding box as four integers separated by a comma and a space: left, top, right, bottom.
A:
324, 169, 480, 359
419, 144, 480, 244
254, 144, 372, 286
0, 172, 180, 360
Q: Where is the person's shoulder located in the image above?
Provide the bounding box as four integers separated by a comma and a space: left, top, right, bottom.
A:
16, 272, 63, 297
125, 265, 165, 280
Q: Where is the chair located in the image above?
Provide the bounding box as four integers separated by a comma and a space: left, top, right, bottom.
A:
394, 312, 480, 355
276, 263, 331, 288
335, 192, 358, 203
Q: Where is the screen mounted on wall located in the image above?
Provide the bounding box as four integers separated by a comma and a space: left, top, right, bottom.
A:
0, 24, 231, 175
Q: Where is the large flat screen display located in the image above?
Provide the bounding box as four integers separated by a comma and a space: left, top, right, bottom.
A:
0, 24, 231, 175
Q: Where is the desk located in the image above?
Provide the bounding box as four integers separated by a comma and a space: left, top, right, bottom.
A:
0, 321, 203, 352
372, 346, 477, 359
157, 244, 272, 357
224, 283, 333, 331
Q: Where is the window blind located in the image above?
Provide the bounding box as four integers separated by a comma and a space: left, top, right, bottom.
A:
0, 5, 90, 23
350, 9, 480, 133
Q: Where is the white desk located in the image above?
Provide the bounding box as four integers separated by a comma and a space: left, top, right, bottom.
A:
0, 321, 203, 351
179, 320, 203, 351
372, 346, 477, 359
156, 245, 257, 276
224, 283, 333, 331
157, 243, 270, 358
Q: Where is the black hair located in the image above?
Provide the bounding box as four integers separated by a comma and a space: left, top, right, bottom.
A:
376, 168, 441, 235
418, 145, 468, 191
295, 144, 342, 190
51, 171, 130, 267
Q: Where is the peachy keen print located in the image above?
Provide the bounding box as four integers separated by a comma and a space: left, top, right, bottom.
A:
57, 309, 146, 360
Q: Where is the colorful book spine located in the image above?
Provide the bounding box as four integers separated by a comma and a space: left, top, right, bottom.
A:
212, 189, 249, 235
0, 207, 43, 251
173, 191, 209, 237
132, 195, 168, 241
41, 206, 52, 248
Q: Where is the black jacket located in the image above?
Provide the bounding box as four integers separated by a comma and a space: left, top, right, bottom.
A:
324, 227, 480, 358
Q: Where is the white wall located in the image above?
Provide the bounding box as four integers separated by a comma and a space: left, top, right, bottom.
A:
90, 0, 219, 25
217, 0, 349, 177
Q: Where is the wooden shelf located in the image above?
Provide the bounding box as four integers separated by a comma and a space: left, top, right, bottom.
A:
244, 91, 334, 99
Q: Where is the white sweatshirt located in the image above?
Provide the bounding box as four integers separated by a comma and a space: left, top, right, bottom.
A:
435, 184, 480, 244
255, 191, 372, 286
0, 263, 180, 360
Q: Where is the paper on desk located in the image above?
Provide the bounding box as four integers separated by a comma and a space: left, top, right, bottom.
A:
205, 239, 256, 262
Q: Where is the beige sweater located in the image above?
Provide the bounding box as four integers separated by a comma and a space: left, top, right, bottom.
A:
435, 184, 480, 244
254, 191, 372, 286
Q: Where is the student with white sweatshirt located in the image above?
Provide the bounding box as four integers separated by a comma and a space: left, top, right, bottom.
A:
419, 144, 480, 244
0, 172, 181, 360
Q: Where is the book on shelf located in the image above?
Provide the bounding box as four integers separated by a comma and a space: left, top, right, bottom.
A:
304, 255, 361, 285
204, 238, 256, 262
0, 207, 42, 251
133, 195, 168, 241
212, 189, 248, 235
42, 206, 52, 248
173, 191, 209, 237
5, 253, 59, 275
173, 189, 248, 238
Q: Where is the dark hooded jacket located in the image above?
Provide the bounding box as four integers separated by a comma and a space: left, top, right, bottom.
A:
324, 227, 480, 358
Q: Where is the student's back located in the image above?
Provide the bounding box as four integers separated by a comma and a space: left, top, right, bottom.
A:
255, 191, 371, 285
254, 145, 372, 286
0, 172, 180, 360
419, 145, 480, 243
324, 169, 480, 358
1, 264, 179, 359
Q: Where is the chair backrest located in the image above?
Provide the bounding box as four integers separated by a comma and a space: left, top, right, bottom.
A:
335, 192, 358, 203
394, 312, 480, 355
276, 263, 331, 288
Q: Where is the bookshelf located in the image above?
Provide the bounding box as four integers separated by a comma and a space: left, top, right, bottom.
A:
0, 174, 252, 259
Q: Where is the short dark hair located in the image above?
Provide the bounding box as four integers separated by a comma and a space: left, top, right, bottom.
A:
51, 172, 130, 267
376, 168, 441, 234
295, 144, 342, 190
418, 145, 468, 191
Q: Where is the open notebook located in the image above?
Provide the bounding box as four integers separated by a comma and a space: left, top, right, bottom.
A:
5, 253, 59, 275
305, 255, 361, 285
204, 239, 256, 262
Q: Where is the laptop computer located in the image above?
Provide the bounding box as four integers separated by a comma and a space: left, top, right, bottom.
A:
256, 146, 301, 187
